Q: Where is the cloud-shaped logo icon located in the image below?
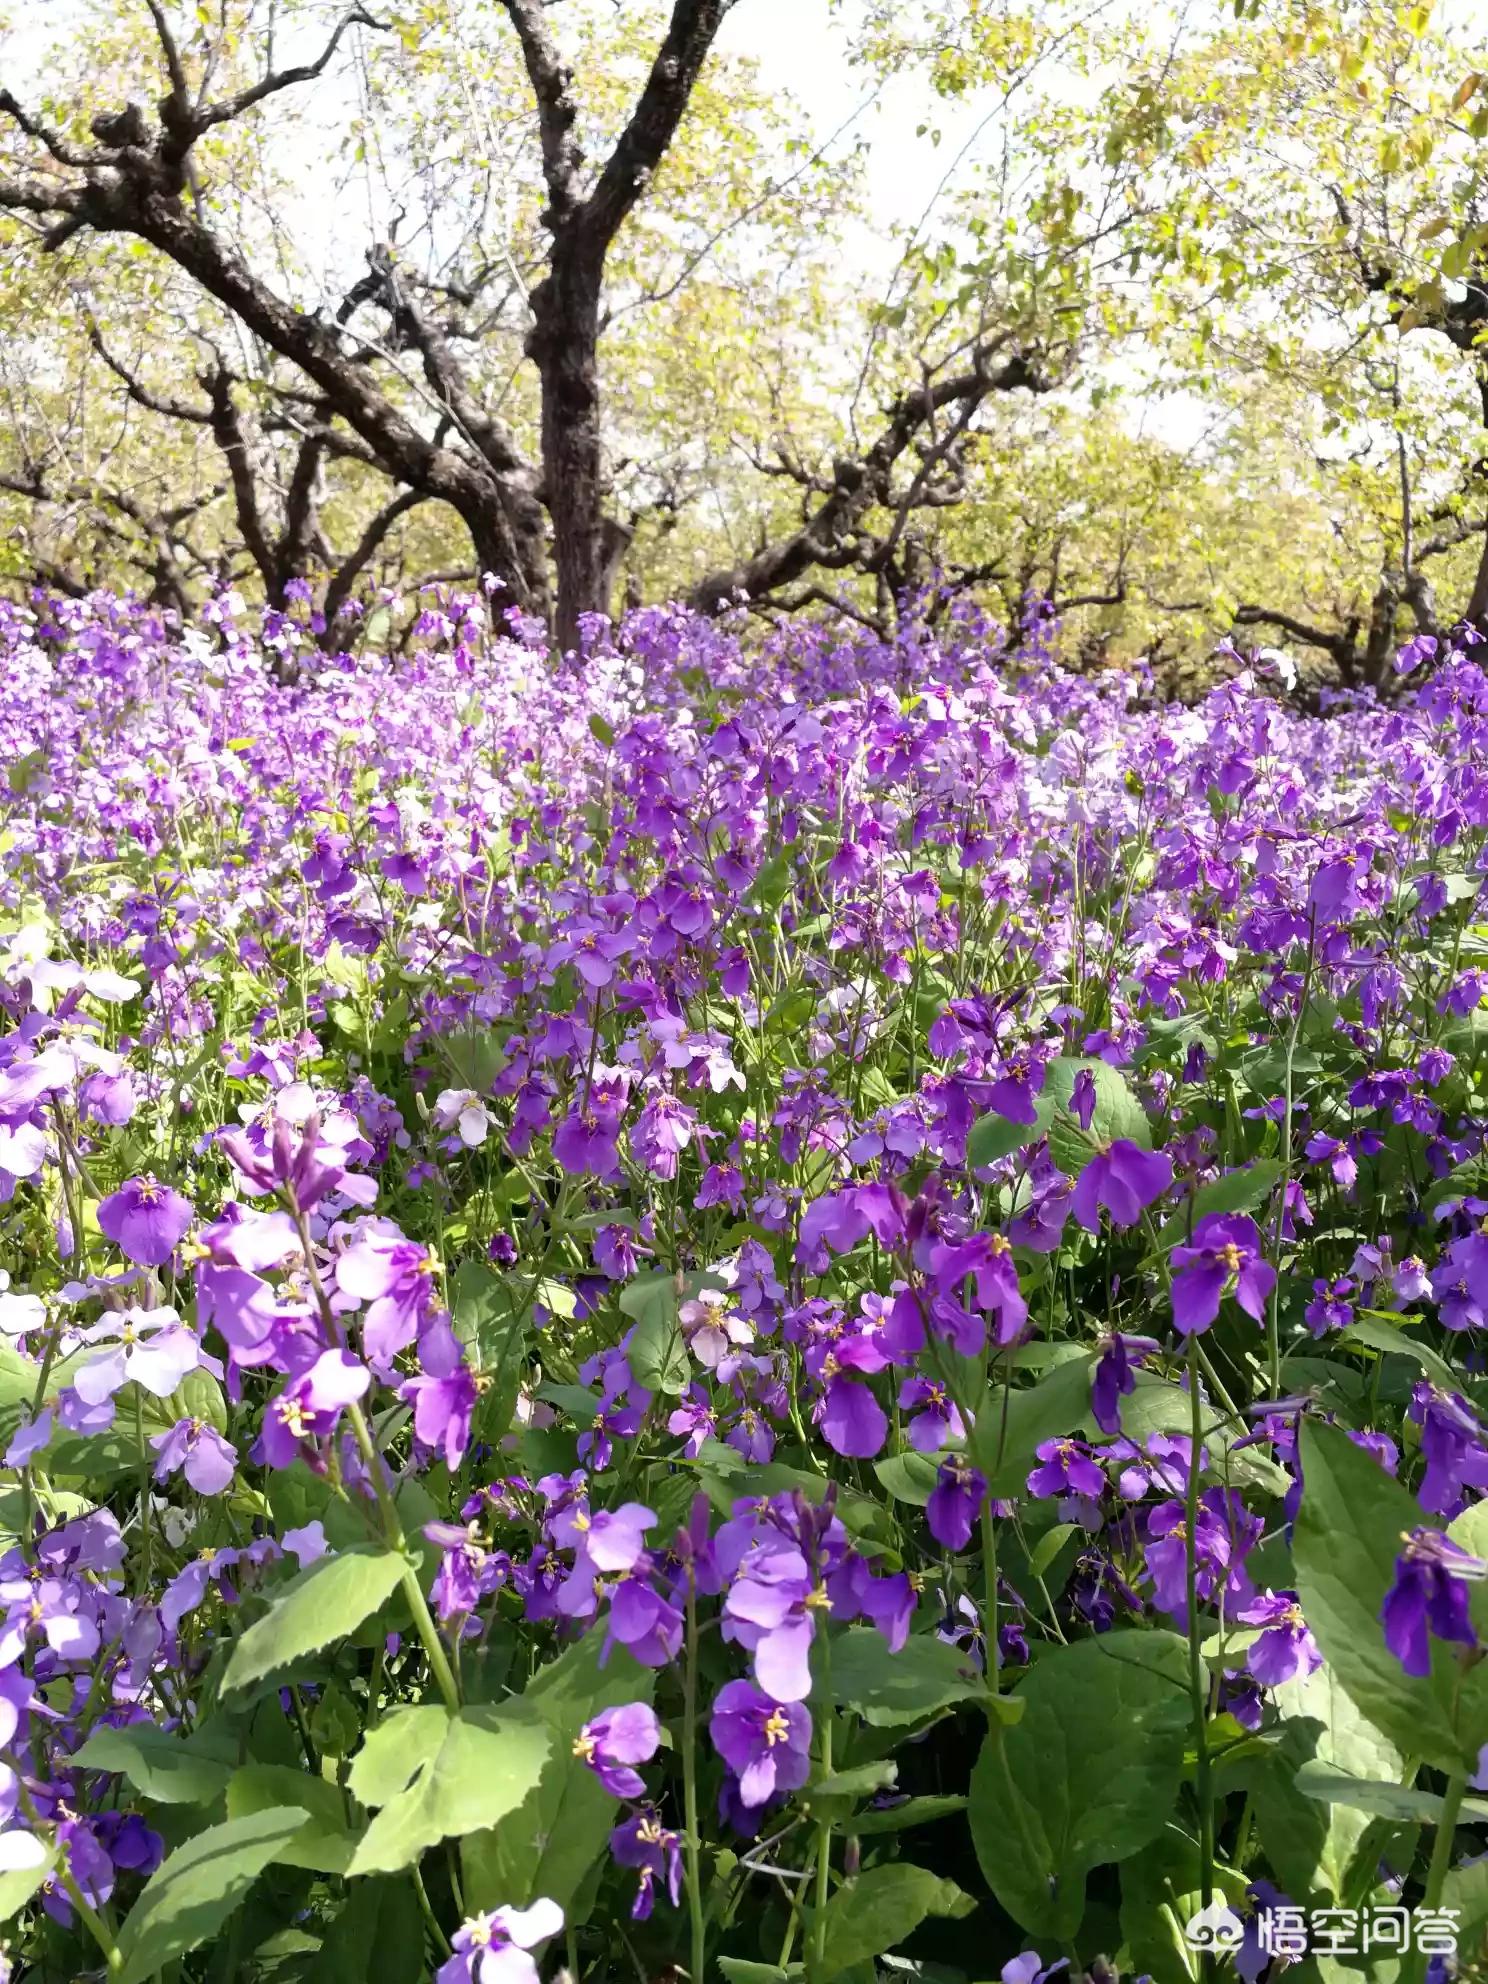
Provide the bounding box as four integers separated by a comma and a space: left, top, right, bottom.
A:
1183, 1901, 1245, 1953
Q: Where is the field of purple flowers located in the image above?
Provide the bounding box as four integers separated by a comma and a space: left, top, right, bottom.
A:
4, 586, 1488, 1984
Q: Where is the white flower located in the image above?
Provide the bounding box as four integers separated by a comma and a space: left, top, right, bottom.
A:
433, 1087, 493, 1148
0, 1278, 45, 1337
679, 1288, 754, 1369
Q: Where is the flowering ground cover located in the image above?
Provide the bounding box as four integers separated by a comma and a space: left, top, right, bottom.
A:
4, 587, 1488, 1984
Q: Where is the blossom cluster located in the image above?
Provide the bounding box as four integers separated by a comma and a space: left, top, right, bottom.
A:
1, 585, 1487, 1982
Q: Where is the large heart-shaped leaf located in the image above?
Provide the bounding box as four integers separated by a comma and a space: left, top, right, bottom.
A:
1293, 1419, 1488, 1771
968, 1632, 1190, 1940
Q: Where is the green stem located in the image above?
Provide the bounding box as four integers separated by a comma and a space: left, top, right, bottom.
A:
286, 1200, 462, 1715
19, 1327, 61, 1549
810, 1630, 834, 1977
981, 1497, 1000, 1692
412, 1863, 453, 1958
1413, 1771, 1466, 1984
58, 1860, 123, 1974
682, 1568, 707, 1984
133, 1384, 153, 1593
1185, 1334, 1215, 1973
341, 1395, 461, 1714
1268, 910, 1317, 1398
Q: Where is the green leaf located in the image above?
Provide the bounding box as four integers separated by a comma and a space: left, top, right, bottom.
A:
451, 1260, 529, 1442
966, 1108, 1043, 1169
1028, 1522, 1082, 1577
462, 1630, 655, 1921
347, 1706, 449, 1806
1444, 1856, 1488, 1973
811, 1761, 899, 1802
1044, 1057, 1150, 1177
348, 1703, 551, 1877
316, 1877, 426, 1984
1250, 1663, 1406, 1907
626, 1292, 690, 1396
850, 1793, 968, 1835
68, 1724, 236, 1806
1292, 1761, 1484, 1826
115, 1808, 307, 1984
872, 1451, 939, 1506
222, 1545, 407, 1697
226, 1764, 361, 1873
1118, 1822, 1252, 1984
968, 1632, 1190, 1941
1293, 1420, 1484, 1771
1342, 1314, 1458, 1392
972, 1350, 1097, 1495
814, 1864, 974, 1979
828, 1626, 998, 1727
1156, 1161, 1281, 1243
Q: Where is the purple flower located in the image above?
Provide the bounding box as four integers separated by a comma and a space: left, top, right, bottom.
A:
1411, 1384, 1488, 1517
435, 1899, 563, 1984
603, 1576, 683, 1668
573, 1702, 662, 1799
425, 1521, 508, 1621
609, 1806, 682, 1919
1027, 1438, 1105, 1501
219, 1112, 360, 1213
1091, 1332, 1158, 1434
335, 1222, 439, 1368
254, 1350, 370, 1469
150, 1417, 237, 1495
709, 1679, 811, 1808
926, 1456, 987, 1552
1381, 1527, 1486, 1677
1003, 1956, 1069, 1984
797, 1182, 906, 1272
403, 1335, 479, 1471
1171, 1214, 1276, 1336
1309, 854, 1360, 920
1236, 1589, 1321, 1687
1071, 1140, 1172, 1232
1144, 1488, 1261, 1627
897, 1376, 964, 1452
1069, 1068, 1097, 1132
1303, 1276, 1353, 1337
96, 1176, 193, 1266
723, 1543, 821, 1700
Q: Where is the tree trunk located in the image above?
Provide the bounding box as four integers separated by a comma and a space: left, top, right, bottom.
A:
1361, 576, 1402, 690
529, 257, 606, 656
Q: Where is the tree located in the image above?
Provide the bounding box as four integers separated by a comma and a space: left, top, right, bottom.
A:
0, 0, 745, 648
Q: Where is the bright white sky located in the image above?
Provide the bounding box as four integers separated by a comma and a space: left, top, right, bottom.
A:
718, 0, 968, 238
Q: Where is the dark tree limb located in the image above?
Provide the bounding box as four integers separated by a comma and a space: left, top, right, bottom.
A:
689, 343, 1050, 612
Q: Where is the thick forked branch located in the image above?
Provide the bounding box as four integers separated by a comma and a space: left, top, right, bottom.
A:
579, 0, 733, 262
689, 344, 1050, 612
499, 0, 733, 262
500, 0, 734, 650
1231, 602, 1354, 660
